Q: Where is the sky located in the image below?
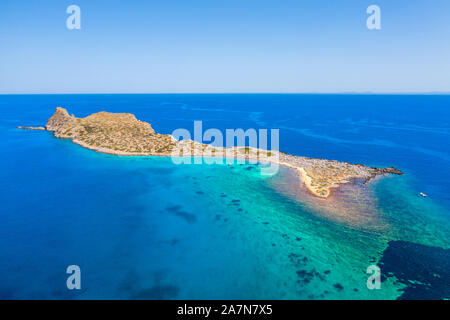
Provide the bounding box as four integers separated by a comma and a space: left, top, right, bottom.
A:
1, 0, 450, 94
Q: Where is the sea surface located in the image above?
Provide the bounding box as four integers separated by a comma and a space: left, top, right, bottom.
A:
0, 94, 449, 299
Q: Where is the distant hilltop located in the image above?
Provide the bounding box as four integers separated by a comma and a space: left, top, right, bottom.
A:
18, 107, 403, 198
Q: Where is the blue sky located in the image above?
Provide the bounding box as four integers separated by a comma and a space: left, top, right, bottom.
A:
1, 0, 449, 93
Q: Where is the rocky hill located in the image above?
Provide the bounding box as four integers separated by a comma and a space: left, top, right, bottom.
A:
45, 107, 176, 155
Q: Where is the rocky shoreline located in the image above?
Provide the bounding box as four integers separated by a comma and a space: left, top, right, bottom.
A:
19, 107, 403, 198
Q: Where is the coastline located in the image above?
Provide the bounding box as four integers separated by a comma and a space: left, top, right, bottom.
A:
275, 160, 328, 198
21, 128, 330, 197
70, 138, 330, 197
40, 133, 374, 199
18, 107, 403, 199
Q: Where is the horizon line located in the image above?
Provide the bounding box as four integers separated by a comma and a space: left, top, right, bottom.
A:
1, 92, 450, 95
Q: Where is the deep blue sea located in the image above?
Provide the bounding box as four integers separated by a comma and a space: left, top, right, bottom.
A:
0, 94, 449, 299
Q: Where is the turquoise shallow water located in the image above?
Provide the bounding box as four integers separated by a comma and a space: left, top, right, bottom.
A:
0, 94, 449, 299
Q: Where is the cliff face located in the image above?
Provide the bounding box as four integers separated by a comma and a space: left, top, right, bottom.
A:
45, 107, 74, 132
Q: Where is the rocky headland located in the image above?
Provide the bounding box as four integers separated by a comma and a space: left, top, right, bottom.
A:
17, 126, 45, 130
19, 107, 403, 198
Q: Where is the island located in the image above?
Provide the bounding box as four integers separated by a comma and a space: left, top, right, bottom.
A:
19, 107, 403, 198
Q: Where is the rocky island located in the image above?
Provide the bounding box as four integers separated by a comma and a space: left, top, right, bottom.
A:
19, 107, 403, 198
